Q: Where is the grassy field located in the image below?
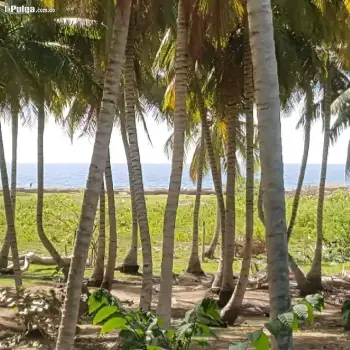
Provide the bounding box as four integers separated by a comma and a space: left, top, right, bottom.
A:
1, 189, 350, 286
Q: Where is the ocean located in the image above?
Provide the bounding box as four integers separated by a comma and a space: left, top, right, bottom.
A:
7, 163, 349, 190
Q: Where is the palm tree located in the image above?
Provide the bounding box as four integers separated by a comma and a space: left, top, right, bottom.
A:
55, 1, 131, 348
287, 86, 313, 238
37, 95, 69, 279
91, 181, 106, 286
124, 16, 153, 310
306, 63, 331, 290
247, 0, 292, 348
119, 109, 139, 273
221, 15, 254, 322
218, 105, 237, 307
101, 149, 117, 290
0, 119, 22, 289
156, 0, 189, 328
186, 130, 205, 275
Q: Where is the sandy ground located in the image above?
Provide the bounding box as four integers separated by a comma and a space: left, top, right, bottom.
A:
1, 274, 350, 349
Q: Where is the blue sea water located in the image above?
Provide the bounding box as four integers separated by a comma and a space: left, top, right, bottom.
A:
7, 163, 349, 190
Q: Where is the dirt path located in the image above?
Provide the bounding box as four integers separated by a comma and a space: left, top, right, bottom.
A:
0, 276, 349, 349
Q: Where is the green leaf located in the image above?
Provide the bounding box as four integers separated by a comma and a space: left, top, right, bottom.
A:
302, 301, 314, 324
305, 294, 324, 311
254, 332, 269, 350
100, 317, 127, 334
93, 306, 118, 325
265, 319, 283, 337
147, 346, 163, 350
184, 309, 196, 323
292, 314, 299, 331
229, 341, 249, 350
247, 330, 269, 350
292, 303, 308, 321
88, 295, 102, 314
176, 323, 194, 338
277, 312, 294, 330
195, 323, 216, 338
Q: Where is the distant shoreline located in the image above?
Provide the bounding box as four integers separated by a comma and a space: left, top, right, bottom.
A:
4, 183, 348, 196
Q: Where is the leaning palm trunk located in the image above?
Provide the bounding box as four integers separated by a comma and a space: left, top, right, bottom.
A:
218, 105, 237, 307
157, 0, 188, 328
204, 163, 222, 259
120, 112, 139, 272
102, 150, 117, 290
287, 87, 312, 238
91, 182, 106, 286
0, 105, 19, 268
0, 120, 22, 289
186, 132, 205, 275
287, 87, 313, 293
124, 24, 153, 311
55, 2, 131, 348
37, 99, 69, 279
196, 84, 226, 291
247, 0, 292, 348
221, 21, 254, 323
306, 74, 331, 290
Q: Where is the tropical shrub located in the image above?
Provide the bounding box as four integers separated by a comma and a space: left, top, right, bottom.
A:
229, 294, 324, 350
88, 289, 223, 350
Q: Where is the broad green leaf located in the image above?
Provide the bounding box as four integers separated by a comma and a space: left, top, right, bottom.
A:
302, 301, 314, 324
195, 323, 216, 338
229, 341, 249, 350
88, 295, 101, 314
247, 330, 269, 350
293, 303, 308, 321
147, 346, 162, 350
101, 317, 127, 334
277, 312, 294, 330
184, 309, 196, 323
176, 323, 193, 338
292, 314, 299, 331
265, 319, 283, 337
305, 294, 324, 311
252, 331, 269, 350
93, 306, 118, 325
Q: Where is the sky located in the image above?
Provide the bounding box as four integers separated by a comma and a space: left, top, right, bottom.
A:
2, 109, 350, 165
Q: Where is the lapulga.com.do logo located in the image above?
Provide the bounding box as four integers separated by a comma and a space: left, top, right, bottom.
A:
5, 0, 55, 13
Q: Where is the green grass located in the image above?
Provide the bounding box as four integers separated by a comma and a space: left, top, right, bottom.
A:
1, 189, 350, 286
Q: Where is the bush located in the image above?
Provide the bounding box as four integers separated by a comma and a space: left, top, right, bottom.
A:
88, 289, 224, 350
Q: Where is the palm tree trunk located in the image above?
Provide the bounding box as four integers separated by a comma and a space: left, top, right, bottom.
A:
0, 105, 19, 268
196, 84, 226, 292
257, 178, 265, 225
221, 21, 254, 323
0, 120, 22, 289
157, 0, 188, 328
186, 131, 205, 275
219, 105, 237, 307
287, 87, 313, 294
102, 150, 117, 290
287, 86, 312, 238
120, 111, 139, 273
247, 0, 292, 348
306, 73, 331, 290
204, 164, 222, 259
124, 22, 153, 311
37, 98, 69, 279
91, 181, 106, 286
55, 2, 131, 348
